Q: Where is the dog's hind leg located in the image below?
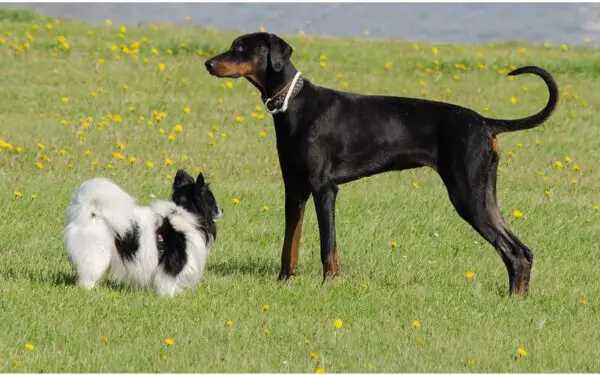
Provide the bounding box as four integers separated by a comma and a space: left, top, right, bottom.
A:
439, 133, 533, 295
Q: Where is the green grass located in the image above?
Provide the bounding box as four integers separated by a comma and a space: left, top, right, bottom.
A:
1, 8, 599, 372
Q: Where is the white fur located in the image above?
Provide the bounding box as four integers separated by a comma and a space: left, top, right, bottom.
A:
64, 178, 211, 297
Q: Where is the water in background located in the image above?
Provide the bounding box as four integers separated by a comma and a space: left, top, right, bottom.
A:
4, 3, 600, 46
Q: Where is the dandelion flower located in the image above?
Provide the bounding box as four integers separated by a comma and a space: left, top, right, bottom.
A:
102, 336, 108, 344
467, 358, 476, 365
36, 162, 43, 169
510, 96, 517, 104
235, 115, 245, 123
164, 158, 174, 166
146, 161, 154, 168
310, 352, 318, 360
158, 63, 167, 72
174, 124, 184, 133
183, 105, 191, 114
226, 319, 234, 328
263, 328, 271, 335
554, 160, 563, 170
232, 198, 241, 205
593, 204, 600, 211
544, 190, 552, 198
412, 320, 422, 329
61, 96, 69, 104
37, 142, 46, 151
224, 80, 234, 89
571, 178, 578, 186
168, 133, 177, 142
573, 164, 581, 172
261, 205, 270, 212
535, 139, 542, 146
513, 210, 523, 219
465, 271, 475, 280
564, 155, 572, 163
580, 296, 588, 305
259, 130, 267, 138
14, 191, 22, 198
160, 354, 167, 361
315, 368, 327, 374
334, 319, 344, 329
112, 152, 124, 161
389, 240, 399, 249
517, 347, 528, 358
164, 338, 175, 346
24, 343, 35, 352
412, 182, 420, 189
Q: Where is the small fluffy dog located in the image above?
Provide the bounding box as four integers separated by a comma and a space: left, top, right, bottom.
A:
64, 169, 221, 296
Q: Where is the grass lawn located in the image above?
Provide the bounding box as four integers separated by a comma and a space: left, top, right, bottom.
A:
1, 8, 599, 372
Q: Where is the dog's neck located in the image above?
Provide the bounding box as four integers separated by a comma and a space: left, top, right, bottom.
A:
247, 63, 300, 100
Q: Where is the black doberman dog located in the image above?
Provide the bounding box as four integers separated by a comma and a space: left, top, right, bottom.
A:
205, 32, 558, 295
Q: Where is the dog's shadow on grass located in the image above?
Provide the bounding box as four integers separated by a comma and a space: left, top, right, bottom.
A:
207, 257, 278, 277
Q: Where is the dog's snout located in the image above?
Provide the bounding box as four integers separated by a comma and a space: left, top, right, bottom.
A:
205, 59, 216, 73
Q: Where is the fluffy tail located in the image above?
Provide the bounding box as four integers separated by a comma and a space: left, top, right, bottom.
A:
66, 178, 136, 236
487, 66, 559, 135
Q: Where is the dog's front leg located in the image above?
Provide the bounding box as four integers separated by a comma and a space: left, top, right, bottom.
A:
313, 184, 339, 280
278, 183, 310, 280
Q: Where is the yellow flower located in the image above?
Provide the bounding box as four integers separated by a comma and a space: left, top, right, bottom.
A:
12, 359, 21, 367
560, 44, 568, 51
235, 115, 245, 123
385, 62, 393, 70
564, 155, 572, 163
535, 139, 542, 146
554, 160, 563, 170
580, 296, 588, 305
510, 96, 517, 104
304, 339, 311, 345
465, 271, 475, 280
160, 354, 167, 361
259, 131, 267, 138
263, 327, 271, 335
513, 210, 523, 219
571, 178, 578, 186
573, 164, 581, 172
415, 337, 423, 345
544, 190, 552, 198
334, 319, 344, 329
226, 319, 234, 328
164, 158, 174, 166
85, 150, 92, 156
128, 156, 137, 164
61, 96, 69, 104
593, 204, 600, 211
16, 146, 24, 153
24, 343, 35, 352
14, 191, 22, 198
164, 338, 175, 346
389, 240, 398, 248
431, 47, 438, 56
310, 352, 318, 360
467, 358, 476, 365
320, 61, 327, 68
102, 335, 109, 344
158, 63, 167, 72
261, 205, 270, 212
31, 194, 38, 200
518, 47, 526, 55
36, 142, 46, 151
168, 133, 177, 142
412, 182, 420, 189
112, 152, 125, 161
35, 162, 43, 169
105, 19, 113, 27
262, 304, 270, 312
232, 198, 241, 205
412, 320, 422, 329
315, 368, 327, 374
146, 161, 154, 168
517, 347, 528, 358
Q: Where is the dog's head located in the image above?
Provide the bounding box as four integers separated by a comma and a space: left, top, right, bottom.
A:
172, 169, 222, 222
205, 32, 293, 79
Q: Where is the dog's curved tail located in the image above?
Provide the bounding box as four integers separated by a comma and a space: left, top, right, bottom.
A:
486, 66, 558, 135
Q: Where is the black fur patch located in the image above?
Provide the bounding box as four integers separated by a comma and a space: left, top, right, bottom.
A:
157, 218, 188, 276
114, 223, 140, 262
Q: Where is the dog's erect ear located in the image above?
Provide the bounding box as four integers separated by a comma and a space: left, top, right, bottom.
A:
267, 33, 293, 72
196, 172, 205, 186
174, 169, 194, 188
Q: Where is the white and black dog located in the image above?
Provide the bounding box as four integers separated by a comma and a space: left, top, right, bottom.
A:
64, 169, 221, 296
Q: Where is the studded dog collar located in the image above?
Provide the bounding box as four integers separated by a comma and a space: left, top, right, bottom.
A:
263, 72, 304, 115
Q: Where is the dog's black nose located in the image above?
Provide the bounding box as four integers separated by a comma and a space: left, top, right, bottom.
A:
205, 59, 216, 72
